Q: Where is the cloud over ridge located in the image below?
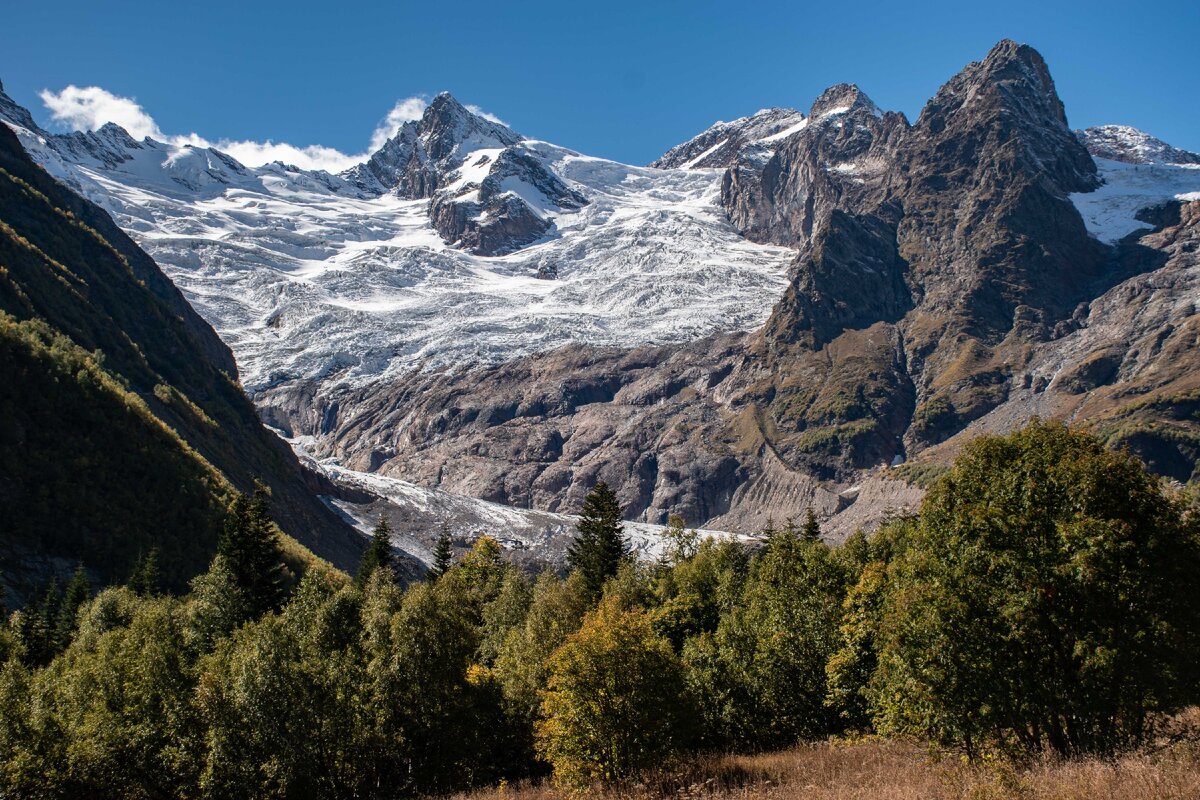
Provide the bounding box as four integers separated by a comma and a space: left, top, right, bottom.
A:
36, 85, 491, 172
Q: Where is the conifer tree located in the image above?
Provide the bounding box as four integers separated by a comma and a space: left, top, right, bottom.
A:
217, 485, 288, 617
567, 481, 627, 598
356, 515, 394, 585
429, 522, 454, 581
802, 506, 821, 543
54, 564, 90, 652
128, 547, 162, 596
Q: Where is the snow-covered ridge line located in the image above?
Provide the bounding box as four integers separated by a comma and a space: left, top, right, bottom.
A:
0, 87, 794, 393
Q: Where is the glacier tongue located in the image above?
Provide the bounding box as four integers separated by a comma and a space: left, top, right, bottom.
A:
2, 97, 794, 394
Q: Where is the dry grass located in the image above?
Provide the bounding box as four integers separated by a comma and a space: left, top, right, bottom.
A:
453, 738, 1200, 800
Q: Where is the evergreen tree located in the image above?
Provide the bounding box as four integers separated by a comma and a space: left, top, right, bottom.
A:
216, 486, 288, 618
128, 547, 162, 596
429, 522, 454, 581
802, 506, 821, 543
54, 564, 91, 652
356, 516, 394, 586
566, 481, 627, 597
760, 517, 779, 547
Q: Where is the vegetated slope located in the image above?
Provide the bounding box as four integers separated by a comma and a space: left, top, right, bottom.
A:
0, 123, 362, 597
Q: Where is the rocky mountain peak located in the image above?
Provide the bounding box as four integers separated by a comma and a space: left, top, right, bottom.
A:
808, 83, 880, 121
912, 39, 1097, 194
0, 82, 40, 132
418, 91, 521, 162
1078, 124, 1200, 166
650, 106, 806, 170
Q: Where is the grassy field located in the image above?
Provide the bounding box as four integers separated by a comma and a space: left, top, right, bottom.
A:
455, 737, 1200, 800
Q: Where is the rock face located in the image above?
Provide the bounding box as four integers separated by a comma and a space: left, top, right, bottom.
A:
650, 107, 806, 170
1078, 125, 1200, 166
259, 39, 1200, 538
343, 92, 585, 255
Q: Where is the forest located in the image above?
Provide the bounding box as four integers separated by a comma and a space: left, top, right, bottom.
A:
1, 421, 1198, 798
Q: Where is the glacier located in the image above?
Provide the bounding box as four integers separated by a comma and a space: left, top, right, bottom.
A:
1, 90, 795, 394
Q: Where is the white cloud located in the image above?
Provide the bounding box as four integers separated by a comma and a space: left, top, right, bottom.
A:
368, 96, 429, 152
39, 85, 167, 141
466, 104, 506, 126
36, 86, 505, 173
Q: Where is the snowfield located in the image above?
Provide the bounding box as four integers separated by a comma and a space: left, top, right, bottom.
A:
1071, 159, 1200, 244
2, 105, 794, 393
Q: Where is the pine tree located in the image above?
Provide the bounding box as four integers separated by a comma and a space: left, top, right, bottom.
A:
429, 523, 454, 581
802, 506, 821, 543
128, 547, 162, 596
760, 517, 779, 547
217, 485, 288, 618
356, 516, 394, 585
567, 481, 627, 598
54, 563, 91, 652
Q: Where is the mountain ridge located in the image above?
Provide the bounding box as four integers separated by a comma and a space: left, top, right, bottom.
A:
3, 40, 1199, 553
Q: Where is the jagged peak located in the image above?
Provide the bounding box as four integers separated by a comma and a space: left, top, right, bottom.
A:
917, 39, 1076, 136
809, 83, 880, 120
0, 80, 41, 133
911, 39, 1098, 192
1077, 124, 1200, 166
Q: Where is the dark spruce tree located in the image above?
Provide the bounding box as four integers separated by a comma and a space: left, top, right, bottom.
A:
429, 522, 454, 581
128, 547, 162, 596
54, 564, 91, 653
567, 481, 627, 597
217, 485, 288, 617
802, 506, 821, 543
356, 515, 395, 585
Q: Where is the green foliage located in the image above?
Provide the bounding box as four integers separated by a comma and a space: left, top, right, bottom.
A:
3, 420, 1199, 795
355, 515, 394, 586
216, 487, 290, 619
693, 526, 848, 749
494, 571, 592, 723
652, 538, 748, 651
802, 505, 821, 542
659, 513, 700, 566
567, 481, 628, 597
869, 421, 1200, 757
535, 597, 696, 786
429, 522, 454, 580
53, 565, 90, 654
127, 547, 162, 597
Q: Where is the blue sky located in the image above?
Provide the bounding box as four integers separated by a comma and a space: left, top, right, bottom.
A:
1, 0, 1196, 167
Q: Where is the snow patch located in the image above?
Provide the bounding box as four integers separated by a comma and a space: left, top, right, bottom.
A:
1070, 158, 1200, 244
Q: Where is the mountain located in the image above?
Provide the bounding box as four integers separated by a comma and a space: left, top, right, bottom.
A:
1078, 125, 1200, 166
650, 106, 807, 170
0, 120, 366, 599
344, 92, 587, 255
3, 41, 1198, 553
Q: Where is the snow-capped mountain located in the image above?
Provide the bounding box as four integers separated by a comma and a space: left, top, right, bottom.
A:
650, 106, 807, 170
1070, 126, 1200, 244
1078, 125, 1200, 167
0, 83, 793, 394
4, 41, 1200, 547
